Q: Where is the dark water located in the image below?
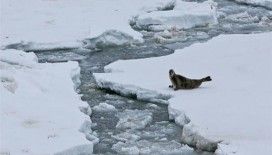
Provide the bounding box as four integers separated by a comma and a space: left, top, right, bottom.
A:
29, 0, 272, 154
34, 44, 199, 154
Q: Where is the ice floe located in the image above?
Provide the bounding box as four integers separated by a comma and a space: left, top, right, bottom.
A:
0, 49, 93, 154
82, 30, 139, 50
92, 32, 272, 154
1, 0, 175, 50
132, 0, 218, 31
3, 41, 81, 52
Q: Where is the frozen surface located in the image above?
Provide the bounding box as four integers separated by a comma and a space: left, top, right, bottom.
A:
112, 132, 141, 142
225, 12, 260, 23
0, 49, 93, 154
1, 0, 174, 49
93, 32, 272, 154
235, 0, 272, 9
93, 102, 117, 112
112, 140, 193, 155
83, 30, 139, 50
133, 0, 218, 31
95, 78, 171, 104
116, 109, 153, 130
181, 123, 219, 152
79, 106, 92, 116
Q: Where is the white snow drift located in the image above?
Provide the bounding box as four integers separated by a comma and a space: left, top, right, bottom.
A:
0, 49, 94, 155
93, 32, 272, 154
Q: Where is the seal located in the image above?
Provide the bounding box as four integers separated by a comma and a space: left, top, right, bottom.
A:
169, 69, 211, 90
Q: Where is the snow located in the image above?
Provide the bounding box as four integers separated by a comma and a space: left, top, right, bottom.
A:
181, 123, 219, 152
1, 0, 175, 50
133, 0, 218, 31
0, 49, 94, 154
234, 0, 272, 9
93, 32, 272, 154
0, 50, 37, 67
92, 102, 117, 112
55, 144, 93, 155
3, 41, 81, 52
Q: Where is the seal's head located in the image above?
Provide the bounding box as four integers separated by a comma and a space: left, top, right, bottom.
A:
169, 69, 175, 77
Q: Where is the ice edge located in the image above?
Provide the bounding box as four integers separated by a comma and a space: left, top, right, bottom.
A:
56, 61, 98, 155
93, 73, 220, 153
94, 76, 171, 105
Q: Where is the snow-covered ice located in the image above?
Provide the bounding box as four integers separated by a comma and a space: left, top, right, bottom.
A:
234, 0, 272, 10
133, 0, 218, 31
0, 49, 93, 154
1, 0, 176, 50
181, 123, 219, 152
95, 78, 171, 104
2, 0, 272, 153
93, 32, 272, 154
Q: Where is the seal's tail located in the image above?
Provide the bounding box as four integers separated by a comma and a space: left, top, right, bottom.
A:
202, 76, 212, 82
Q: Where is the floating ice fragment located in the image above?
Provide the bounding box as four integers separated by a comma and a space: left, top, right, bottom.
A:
112, 142, 140, 155
93, 102, 117, 112
83, 30, 139, 50
116, 109, 152, 130
79, 106, 92, 116
112, 132, 141, 142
